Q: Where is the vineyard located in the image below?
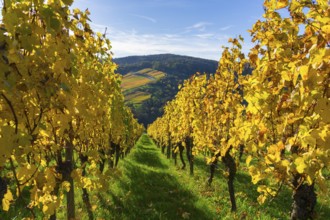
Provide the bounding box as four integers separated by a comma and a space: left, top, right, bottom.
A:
0, 0, 143, 219
1, 0, 329, 220
148, 0, 330, 219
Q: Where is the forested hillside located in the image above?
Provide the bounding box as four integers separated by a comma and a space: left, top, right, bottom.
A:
115, 54, 218, 76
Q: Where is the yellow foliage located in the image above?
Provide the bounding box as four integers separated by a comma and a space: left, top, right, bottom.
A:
295, 157, 307, 174
2, 189, 13, 211
0, 0, 143, 214
62, 181, 71, 192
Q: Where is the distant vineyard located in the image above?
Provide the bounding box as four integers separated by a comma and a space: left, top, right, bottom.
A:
121, 68, 165, 90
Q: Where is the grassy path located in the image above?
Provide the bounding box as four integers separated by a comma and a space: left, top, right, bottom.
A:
95, 134, 215, 220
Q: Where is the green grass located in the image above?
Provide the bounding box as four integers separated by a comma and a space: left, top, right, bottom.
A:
91, 134, 329, 220
2, 134, 328, 219
95, 134, 215, 219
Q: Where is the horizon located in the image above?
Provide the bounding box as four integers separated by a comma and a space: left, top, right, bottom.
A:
113, 53, 219, 62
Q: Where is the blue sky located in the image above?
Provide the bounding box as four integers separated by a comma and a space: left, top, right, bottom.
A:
73, 0, 265, 60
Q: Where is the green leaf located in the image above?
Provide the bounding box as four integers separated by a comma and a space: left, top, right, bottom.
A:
50, 17, 61, 32
62, 0, 74, 6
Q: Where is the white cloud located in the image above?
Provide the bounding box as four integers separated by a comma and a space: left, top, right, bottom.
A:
186, 22, 213, 32
150, 0, 188, 8
89, 23, 108, 33
109, 30, 226, 60
219, 25, 234, 31
130, 14, 157, 23
87, 22, 240, 60
194, 33, 215, 39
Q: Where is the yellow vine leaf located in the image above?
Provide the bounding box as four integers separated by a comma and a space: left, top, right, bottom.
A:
62, 0, 74, 6
299, 65, 309, 80
295, 157, 307, 174
246, 155, 253, 166
318, 0, 328, 6
44, 168, 57, 191
277, 0, 288, 9
62, 181, 71, 192
82, 177, 93, 190
280, 159, 290, 173
322, 25, 330, 34
315, 98, 330, 123
249, 166, 263, 184
2, 189, 13, 211
92, 204, 98, 211
317, 174, 328, 193
17, 164, 37, 183
306, 175, 313, 185
264, 0, 288, 10
0, 126, 16, 160
257, 194, 266, 204
302, 135, 316, 148
40, 194, 57, 215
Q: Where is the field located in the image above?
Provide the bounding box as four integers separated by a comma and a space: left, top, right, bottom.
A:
125, 91, 151, 104
121, 74, 153, 90
121, 68, 165, 91
121, 68, 166, 104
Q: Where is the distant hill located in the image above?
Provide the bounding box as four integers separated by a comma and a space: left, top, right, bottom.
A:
115, 54, 218, 77
114, 54, 219, 126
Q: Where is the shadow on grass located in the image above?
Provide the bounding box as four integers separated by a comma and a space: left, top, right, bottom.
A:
140, 134, 153, 146
191, 155, 294, 219
234, 172, 292, 218
98, 142, 214, 220
193, 156, 207, 171
139, 145, 158, 151
132, 145, 169, 169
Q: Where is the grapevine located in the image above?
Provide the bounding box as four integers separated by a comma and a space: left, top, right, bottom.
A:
0, 1, 143, 219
